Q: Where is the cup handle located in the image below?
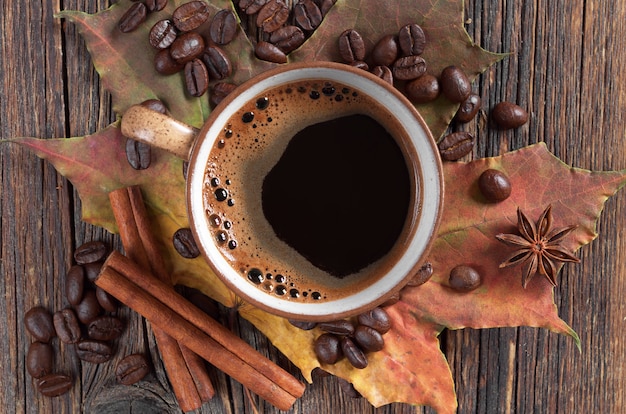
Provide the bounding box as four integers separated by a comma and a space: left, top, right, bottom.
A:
120, 105, 199, 161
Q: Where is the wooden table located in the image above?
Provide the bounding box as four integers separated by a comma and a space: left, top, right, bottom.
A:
2, 1, 625, 413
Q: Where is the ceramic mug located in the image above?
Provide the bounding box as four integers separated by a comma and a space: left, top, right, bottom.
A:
121, 61, 444, 321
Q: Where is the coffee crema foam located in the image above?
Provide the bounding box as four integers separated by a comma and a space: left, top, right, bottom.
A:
202, 79, 420, 303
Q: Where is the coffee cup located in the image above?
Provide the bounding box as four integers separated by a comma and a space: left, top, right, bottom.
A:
121, 61, 444, 321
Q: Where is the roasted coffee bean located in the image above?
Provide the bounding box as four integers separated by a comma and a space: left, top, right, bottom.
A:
372, 34, 399, 67
405, 73, 439, 103
478, 169, 512, 202
154, 48, 185, 75
353, 325, 384, 352
337, 377, 362, 398
172, 1, 210, 32
65, 265, 85, 306
313, 333, 342, 364
126, 138, 152, 170
456, 93, 481, 123
338, 29, 365, 63
149, 20, 178, 50
314, 0, 336, 16
26, 342, 54, 378
288, 319, 317, 330
37, 373, 73, 397
406, 262, 433, 287
257, 0, 290, 33
392, 55, 427, 81
184, 59, 209, 97
294, 0, 323, 31
116, 354, 151, 385
76, 339, 114, 364
74, 290, 103, 325
74, 241, 108, 265
24, 307, 56, 343
317, 319, 355, 336
170, 32, 205, 64
437, 131, 474, 161
95, 287, 118, 313
254, 41, 287, 64
449, 265, 481, 292
145, 0, 168, 12
270, 26, 305, 54
88, 316, 125, 341
201, 46, 232, 80
380, 291, 400, 307
210, 9, 238, 45
119, 2, 147, 33
53, 309, 82, 344
341, 337, 368, 369
141, 99, 168, 114
173, 228, 201, 258
84, 261, 104, 283
350, 60, 369, 71
357, 307, 391, 334
239, 0, 268, 15
370, 66, 393, 85
210, 82, 238, 107
440, 65, 471, 103
398, 23, 426, 56
491, 101, 528, 129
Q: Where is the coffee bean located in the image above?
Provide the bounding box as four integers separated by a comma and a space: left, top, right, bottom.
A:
65, 265, 85, 306
337, 377, 362, 398
353, 325, 384, 352
257, 0, 290, 33
405, 73, 440, 103
398, 23, 426, 56
184, 59, 209, 97
173, 228, 201, 258
456, 93, 481, 123
406, 262, 433, 287
24, 307, 56, 343
313, 333, 342, 364
119, 2, 147, 33
95, 286, 118, 313
140, 99, 168, 114
478, 169, 511, 202
26, 342, 54, 378
392, 55, 427, 80
357, 307, 391, 334
350, 60, 369, 71
270, 26, 305, 54
314, 0, 336, 16
210, 82, 238, 107
74, 290, 103, 325
88, 316, 125, 341
449, 265, 481, 292
149, 20, 178, 50
210, 9, 238, 45
491, 101, 528, 129
294, 0, 323, 31
371, 34, 399, 67
341, 337, 368, 369
254, 41, 287, 64
116, 354, 151, 385
145, 0, 167, 12
288, 319, 317, 330
53, 308, 82, 344
126, 138, 152, 170
37, 373, 73, 397
74, 241, 108, 265
440, 65, 471, 103
239, 0, 268, 15
154, 48, 185, 75
172, 1, 210, 32
201, 46, 232, 80
437, 131, 474, 161
170, 32, 205, 64
84, 261, 104, 283
76, 339, 114, 364
338, 29, 365, 63
370, 66, 393, 85
317, 319, 355, 336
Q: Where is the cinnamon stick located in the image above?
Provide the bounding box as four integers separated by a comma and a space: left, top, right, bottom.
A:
96, 265, 300, 411
180, 345, 215, 402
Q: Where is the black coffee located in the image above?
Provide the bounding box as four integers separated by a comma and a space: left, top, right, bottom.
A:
262, 114, 410, 277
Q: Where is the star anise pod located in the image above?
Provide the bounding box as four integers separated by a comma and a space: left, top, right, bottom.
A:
495, 205, 580, 288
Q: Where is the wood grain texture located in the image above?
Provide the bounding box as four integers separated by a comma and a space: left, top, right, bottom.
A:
1, 1, 624, 413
